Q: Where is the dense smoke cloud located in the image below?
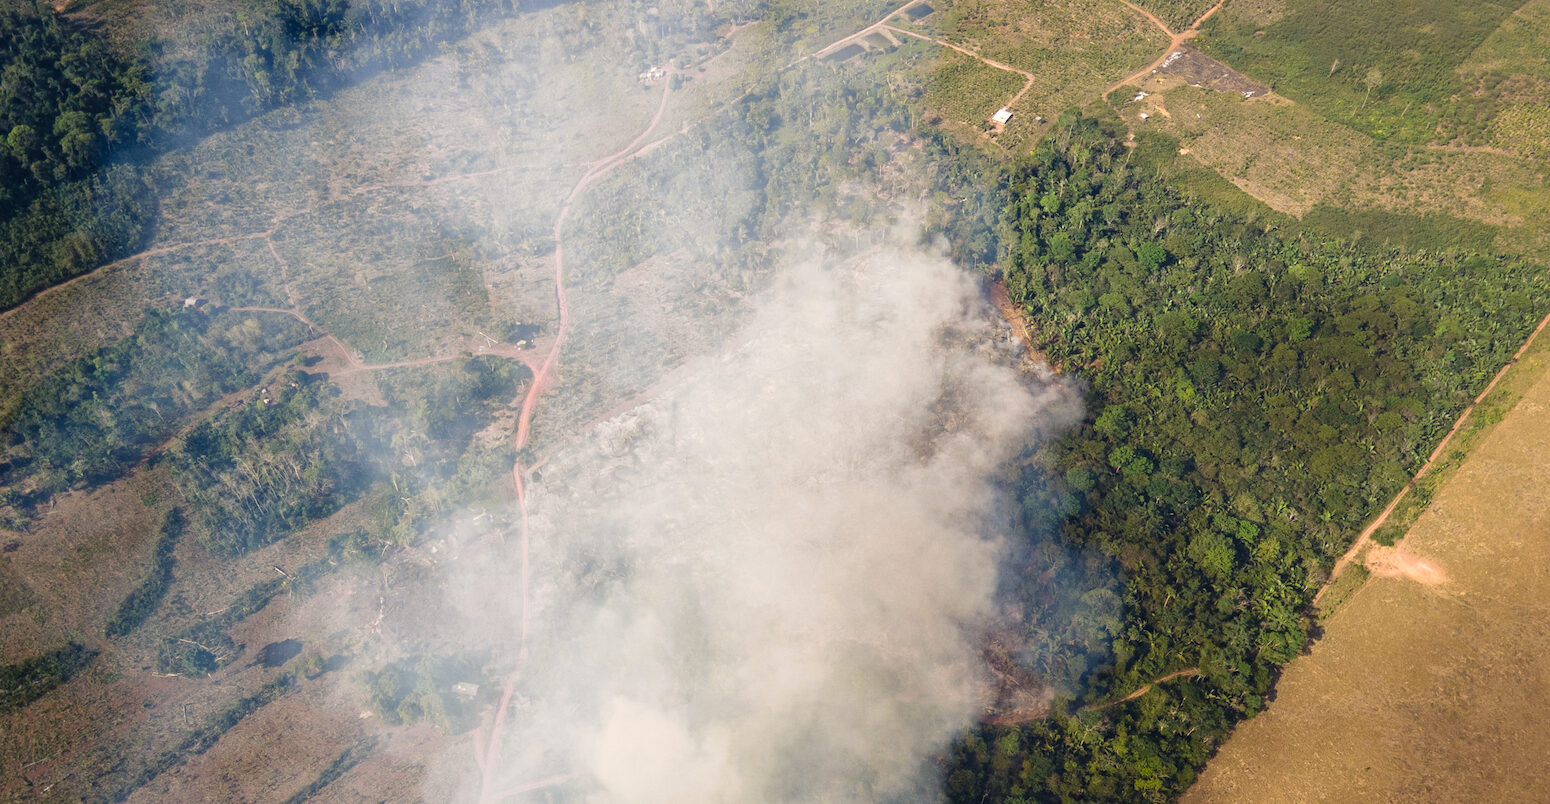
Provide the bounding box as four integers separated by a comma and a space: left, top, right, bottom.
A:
433, 237, 1076, 800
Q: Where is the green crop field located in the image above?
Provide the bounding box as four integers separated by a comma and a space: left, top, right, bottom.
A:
1199, 0, 1520, 144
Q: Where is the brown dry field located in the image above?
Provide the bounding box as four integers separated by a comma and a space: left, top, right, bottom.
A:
1184, 330, 1550, 802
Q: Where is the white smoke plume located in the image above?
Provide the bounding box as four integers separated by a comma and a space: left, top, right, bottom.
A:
430, 236, 1076, 801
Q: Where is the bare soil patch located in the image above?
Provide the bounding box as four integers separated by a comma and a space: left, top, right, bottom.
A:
1362, 545, 1448, 587
1154, 44, 1269, 97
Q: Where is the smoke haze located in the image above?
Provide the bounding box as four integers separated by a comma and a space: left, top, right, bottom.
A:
432, 238, 1076, 800
0, 0, 1095, 798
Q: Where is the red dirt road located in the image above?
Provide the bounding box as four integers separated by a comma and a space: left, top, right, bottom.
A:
474, 72, 675, 804
1104, 0, 1227, 99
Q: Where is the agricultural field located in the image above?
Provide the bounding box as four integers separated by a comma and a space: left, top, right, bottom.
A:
1104, 0, 1550, 259
918, 0, 1168, 150
1197, 0, 1521, 145
1185, 323, 1550, 803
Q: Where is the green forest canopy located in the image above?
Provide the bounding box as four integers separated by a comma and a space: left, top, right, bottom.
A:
945, 113, 1548, 802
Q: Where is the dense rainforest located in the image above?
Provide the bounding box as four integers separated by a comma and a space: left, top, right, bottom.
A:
0, 0, 522, 311
943, 114, 1549, 801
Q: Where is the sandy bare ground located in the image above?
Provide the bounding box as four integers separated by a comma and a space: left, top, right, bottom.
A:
1184, 333, 1550, 803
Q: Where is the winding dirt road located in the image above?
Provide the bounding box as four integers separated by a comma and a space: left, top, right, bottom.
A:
883, 24, 1036, 109
473, 72, 675, 804
1104, 0, 1227, 99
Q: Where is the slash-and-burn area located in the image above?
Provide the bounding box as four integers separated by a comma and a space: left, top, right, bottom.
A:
425, 244, 1080, 799
0, 0, 1104, 799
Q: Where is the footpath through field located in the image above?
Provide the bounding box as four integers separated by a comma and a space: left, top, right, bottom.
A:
1104, 0, 1227, 98
1315, 306, 1550, 605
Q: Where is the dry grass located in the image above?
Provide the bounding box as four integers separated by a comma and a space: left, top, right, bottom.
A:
1137, 84, 1368, 215
1332, 147, 1543, 226
920, 0, 1168, 151
0, 474, 164, 663
1185, 343, 1550, 802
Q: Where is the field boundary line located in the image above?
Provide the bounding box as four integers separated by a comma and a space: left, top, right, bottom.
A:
1314, 305, 1550, 606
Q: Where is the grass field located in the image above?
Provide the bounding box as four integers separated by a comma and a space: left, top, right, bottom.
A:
919, 0, 1167, 151
1119, 56, 1550, 257
1185, 331, 1550, 802
1198, 0, 1520, 145
1098, 0, 1550, 262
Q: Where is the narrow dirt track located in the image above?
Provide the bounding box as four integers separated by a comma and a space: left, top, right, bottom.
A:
0, 232, 271, 322
0, 157, 558, 325
227, 306, 543, 377
1104, 0, 1227, 99
882, 24, 1036, 108
474, 73, 675, 804
814, 0, 1034, 119
1082, 668, 1202, 712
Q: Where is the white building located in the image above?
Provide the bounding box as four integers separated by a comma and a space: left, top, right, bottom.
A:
991, 107, 1013, 125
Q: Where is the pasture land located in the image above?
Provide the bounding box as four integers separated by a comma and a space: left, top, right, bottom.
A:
1197, 0, 1521, 145
1185, 326, 1550, 803
920, 0, 1167, 151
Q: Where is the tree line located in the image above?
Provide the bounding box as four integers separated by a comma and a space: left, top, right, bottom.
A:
944, 113, 1549, 801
